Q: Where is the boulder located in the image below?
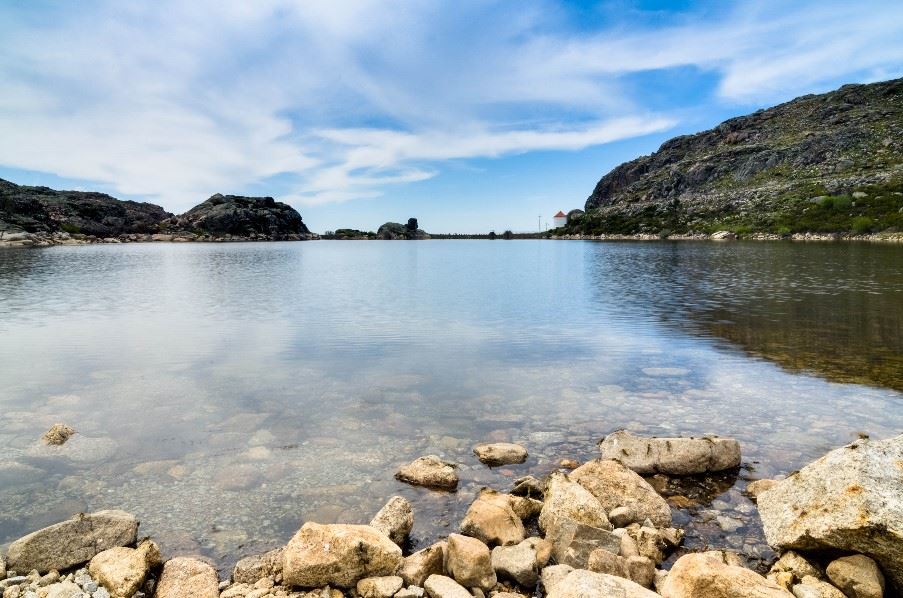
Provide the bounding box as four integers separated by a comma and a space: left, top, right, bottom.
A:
490, 537, 551, 587
473, 443, 528, 466
546, 518, 620, 568
545, 569, 660, 598
541, 564, 574, 595
395, 456, 458, 490
444, 534, 496, 591
175, 194, 310, 238
599, 430, 741, 474
423, 574, 471, 598
661, 553, 793, 598
510, 476, 544, 499
155, 557, 220, 598
747, 479, 779, 501
370, 496, 414, 545
400, 542, 446, 587
570, 459, 672, 527
6, 510, 139, 573
757, 434, 903, 591
88, 539, 159, 598
792, 576, 846, 598
356, 575, 404, 598
587, 549, 655, 587
538, 472, 611, 534
460, 489, 525, 547
232, 548, 283, 584
826, 555, 885, 598
36, 581, 84, 598
282, 523, 402, 588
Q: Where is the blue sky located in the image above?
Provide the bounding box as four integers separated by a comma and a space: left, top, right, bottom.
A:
1, 1, 902, 234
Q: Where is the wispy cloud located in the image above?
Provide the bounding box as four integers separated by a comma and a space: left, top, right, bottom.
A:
0, 0, 900, 211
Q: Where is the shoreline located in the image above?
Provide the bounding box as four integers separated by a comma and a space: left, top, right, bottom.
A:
1, 431, 898, 597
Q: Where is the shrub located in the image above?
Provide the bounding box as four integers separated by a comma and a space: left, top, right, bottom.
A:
852, 216, 873, 234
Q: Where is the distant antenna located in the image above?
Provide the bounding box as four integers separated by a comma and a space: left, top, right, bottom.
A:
538, 215, 541, 232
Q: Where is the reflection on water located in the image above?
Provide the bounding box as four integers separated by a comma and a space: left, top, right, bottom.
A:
0, 240, 901, 572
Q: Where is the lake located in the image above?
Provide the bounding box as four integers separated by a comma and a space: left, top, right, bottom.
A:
1, 240, 901, 573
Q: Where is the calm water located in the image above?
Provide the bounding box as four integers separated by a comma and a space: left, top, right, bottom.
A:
1, 240, 901, 572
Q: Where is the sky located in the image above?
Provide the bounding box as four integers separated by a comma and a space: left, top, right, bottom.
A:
1, 1, 902, 234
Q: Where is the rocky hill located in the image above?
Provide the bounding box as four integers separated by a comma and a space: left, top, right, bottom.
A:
0, 179, 172, 237
0, 179, 313, 245
569, 77, 903, 236
170, 194, 310, 239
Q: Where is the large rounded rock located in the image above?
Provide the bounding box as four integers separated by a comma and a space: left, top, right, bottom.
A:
232, 548, 283, 584
599, 430, 741, 475
460, 489, 525, 547
395, 456, 459, 490
370, 496, 414, 545
758, 434, 903, 592
88, 540, 159, 598
473, 443, 528, 466
539, 472, 611, 534
491, 537, 551, 587
661, 553, 793, 597
444, 533, 496, 591
546, 569, 660, 598
282, 523, 402, 588
570, 459, 671, 527
156, 557, 220, 598
6, 510, 139, 573
826, 555, 885, 598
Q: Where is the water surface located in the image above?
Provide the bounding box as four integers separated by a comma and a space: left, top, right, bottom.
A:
1, 240, 901, 572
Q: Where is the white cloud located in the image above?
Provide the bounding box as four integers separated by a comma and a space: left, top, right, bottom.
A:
0, 0, 901, 211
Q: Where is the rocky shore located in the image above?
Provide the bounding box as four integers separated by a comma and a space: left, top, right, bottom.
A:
551, 231, 903, 242
1, 430, 899, 598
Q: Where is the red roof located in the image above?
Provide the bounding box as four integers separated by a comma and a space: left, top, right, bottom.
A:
554, 211, 566, 217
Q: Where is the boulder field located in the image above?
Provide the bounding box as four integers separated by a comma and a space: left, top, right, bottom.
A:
0, 432, 899, 597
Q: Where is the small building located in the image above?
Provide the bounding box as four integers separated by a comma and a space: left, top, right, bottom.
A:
552, 211, 567, 228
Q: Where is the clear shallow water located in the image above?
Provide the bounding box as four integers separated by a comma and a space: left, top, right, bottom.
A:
0, 240, 901, 572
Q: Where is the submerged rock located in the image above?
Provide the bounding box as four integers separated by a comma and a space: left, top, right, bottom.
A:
570, 458, 672, 527
661, 552, 792, 598
156, 557, 220, 598
370, 496, 414, 545
599, 430, 741, 475
395, 456, 459, 490
473, 443, 528, 466
41, 423, 75, 445
282, 523, 402, 589
757, 434, 903, 592
6, 510, 139, 573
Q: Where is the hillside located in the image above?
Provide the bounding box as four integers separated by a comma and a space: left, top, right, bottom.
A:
568, 78, 903, 237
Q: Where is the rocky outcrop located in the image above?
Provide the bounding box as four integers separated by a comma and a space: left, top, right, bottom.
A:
376, 219, 430, 240
570, 458, 672, 527
0, 178, 315, 242
574, 78, 903, 236
282, 523, 403, 588
757, 434, 903, 591
661, 552, 793, 598
5, 510, 139, 573
599, 430, 741, 475
172, 193, 310, 239
0, 178, 171, 236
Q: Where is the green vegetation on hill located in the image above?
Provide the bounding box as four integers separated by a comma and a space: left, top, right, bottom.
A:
566, 77, 903, 237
